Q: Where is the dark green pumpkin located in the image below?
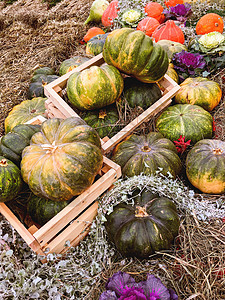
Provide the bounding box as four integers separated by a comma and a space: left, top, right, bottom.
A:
0, 156, 23, 202
0, 124, 41, 166
86, 33, 109, 56
28, 194, 68, 225
105, 188, 180, 258
123, 77, 162, 109
28, 75, 59, 99
33, 67, 55, 76
112, 132, 182, 178
59, 56, 90, 76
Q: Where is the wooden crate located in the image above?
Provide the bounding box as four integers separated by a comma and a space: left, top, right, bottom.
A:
44, 53, 180, 153
0, 117, 121, 256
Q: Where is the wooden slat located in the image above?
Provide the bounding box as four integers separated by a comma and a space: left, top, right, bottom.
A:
25, 115, 47, 125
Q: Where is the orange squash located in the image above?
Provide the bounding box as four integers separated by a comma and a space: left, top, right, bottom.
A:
144, 2, 165, 24
136, 17, 160, 37
152, 20, 185, 44
196, 13, 224, 35
101, 0, 119, 27
83, 27, 105, 43
165, 0, 183, 7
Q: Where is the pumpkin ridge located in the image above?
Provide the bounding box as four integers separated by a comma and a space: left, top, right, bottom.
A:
36, 154, 52, 199
100, 66, 117, 98
23, 149, 46, 183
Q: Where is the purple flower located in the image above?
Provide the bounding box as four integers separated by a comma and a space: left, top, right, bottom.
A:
100, 290, 118, 300
163, 3, 192, 23
119, 286, 147, 300
106, 271, 136, 297
140, 274, 171, 300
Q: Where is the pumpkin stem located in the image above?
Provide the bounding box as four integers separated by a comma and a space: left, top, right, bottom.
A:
213, 148, 223, 155
141, 145, 151, 152
41, 142, 58, 154
135, 206, 149, 217
0, 159, 8, 167
99, 109, 107, 119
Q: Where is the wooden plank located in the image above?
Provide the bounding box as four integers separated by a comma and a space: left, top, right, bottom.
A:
25, 115, 47, 125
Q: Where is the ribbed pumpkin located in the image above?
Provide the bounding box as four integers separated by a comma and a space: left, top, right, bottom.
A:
165, 0, 183, 8
0, 157, 23, 202
59, 56, 89, 76
166, 63, 179, 83
157, 40, 187, 61
83, 27, 105, 43
0, 124, 41, 166
112, 132, 182, 178
196, 13, 224, 35
67, 64, 123, 111
156, 104, 213, 144
4, 97, 46, 134
136, 17, 160, 37
86, 33, 109, 56
152, 20, 185, 44
33, 67, 55, 76
186, 139, 225, 194
103, 28, 169, 83
101, 0, 119, 27
144, 2, 165, 24
21, 117, 103, 201
174, 77, 222, 111
105, 188, 180, 258
28, 75, 59, 99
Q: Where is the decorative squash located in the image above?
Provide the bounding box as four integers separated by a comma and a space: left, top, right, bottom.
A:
157, 40, 187, 61
103, 28, 169, 83
0, 124, 41, 166
174, 77, 222, 111
186, 139, 225, 194
28, 194, 68, 225
112, 132, 182, 178
86, 33, 109, 56
144, 2, 165, 24
196, 13, 224, 35
82, 104, 120, 138
0, 157, 23, 202
67, 64, 123, 111
123, 77, 162, 109
105, 187, 180, 258
152, 20, 185, 44
4, 97, 46, 134
83, 27, 105, 43
59, 56, 89, 76
156, 104, 213, 144
165, 0, 183, 8
28, 74, 59, 99
21, 117, 103, 201
101, 0, 119, 27
136, 17, 160, 37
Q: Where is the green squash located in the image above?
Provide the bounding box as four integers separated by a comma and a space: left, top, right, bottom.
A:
86, 33, 109, 56
157, 40, 187, 61
0, 157, 23, 202
186, 139, 225, 194
156, 104, 213, 144
28, 194, 68, 226
105, 188, 180, 258
0, 124, 41, 166
112, 132, 182, 178
33, 67, 55, 76
59, 56, 90, 76
28, 75, 59, 99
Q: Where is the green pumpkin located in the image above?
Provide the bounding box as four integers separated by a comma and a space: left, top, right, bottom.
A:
28, 75, 59, 99
123, 77, 162, 109
59, 56, 90, 76
105, 188, 180, 258
67, 64, 124, 111
28, 194, 68, 225
186, 139, 225, 194
157, 40, 187, 61
156, 104, 213, 144
86, 33, 109, 56
112, 132, 182, 178
4, 97, 46, 134
103, 28, 169, 83
82, 104, 120, 138
0, 157, 23, 202
0, 124, 41, 166
33, 67, 55, 76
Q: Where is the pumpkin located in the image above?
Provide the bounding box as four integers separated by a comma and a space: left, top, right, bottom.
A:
174, 77, 222, 111
186, 139, 225, 194
59, 56, 89, 76
0, 124, 41, 166
33, 66, 55, 76
196, 13, 224, 35
123, 77, 162, 109
0, 157, 23, 202
157, 40, 187, 61
136, 17, 160, 37
67, 64, 124, 111
105, 187, 180, 258
152, 20, 185, 44
103, 28, 169, 83
156, 104, 213, 144
4, 97, 46, 134
144, 2, 165, 24
82, 104, 120, 138
164, 0, 183, 8
21, 117, 103, 201
166, 63, 179, 83
86, 33, 109, 56
112, 132, 182, 178
101, 0, 119, 27
28, 74, 59, 99
83, 27, 105, 43
28, 194, 68, 225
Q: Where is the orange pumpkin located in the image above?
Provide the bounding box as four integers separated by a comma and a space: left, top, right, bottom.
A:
83, 27, 105, 43
136, 17, 160, 37
144, 2, 165, 24
165, 0, 183, 8
196, 13, 224, 35
101, 0, 119, 27
152, 20, 185, 44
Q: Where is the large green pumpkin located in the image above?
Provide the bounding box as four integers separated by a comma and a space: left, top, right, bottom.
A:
0, 157, 23, 202
112, 132, 182, 178
0, 124, 41, 166
105, 188, 180, 258
59, 56, 89, 76
186, 139, 225, 194
4, 97, 46, 134
67, 64, 124, 111
156, 104, 213, 144
103, 28, 169, 83
21, 117, 103, 201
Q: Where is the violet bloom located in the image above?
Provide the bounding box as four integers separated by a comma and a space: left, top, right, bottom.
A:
163, 3, 192, 23
119, 286, 147, 300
